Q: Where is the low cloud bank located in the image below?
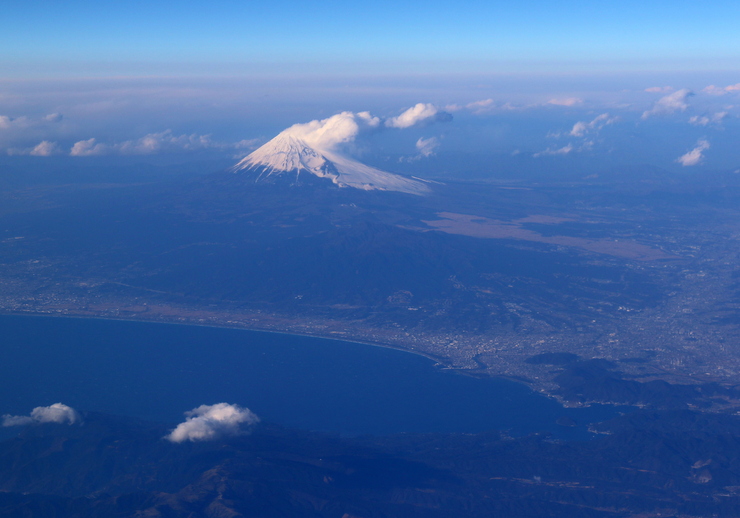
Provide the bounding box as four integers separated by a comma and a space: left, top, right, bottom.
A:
166, 403, 260, 443
2, 403, 80, 427
69, 130, 236, 156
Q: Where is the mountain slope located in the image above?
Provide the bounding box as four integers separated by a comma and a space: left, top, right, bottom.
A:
232, 132, 431, 195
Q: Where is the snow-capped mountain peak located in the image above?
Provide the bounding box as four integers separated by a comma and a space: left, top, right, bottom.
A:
232, 131, 431, 195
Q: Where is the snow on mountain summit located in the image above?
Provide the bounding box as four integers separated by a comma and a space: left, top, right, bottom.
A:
232, 112, 432, 195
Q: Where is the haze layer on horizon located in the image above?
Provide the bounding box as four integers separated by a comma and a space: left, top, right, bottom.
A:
2, 1, 739, 180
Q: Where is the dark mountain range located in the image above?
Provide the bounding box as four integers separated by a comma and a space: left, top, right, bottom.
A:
4, 409, 740, 517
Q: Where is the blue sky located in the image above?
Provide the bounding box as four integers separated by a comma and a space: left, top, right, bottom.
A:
3, 0, 740, 77
1, 1, 738, 176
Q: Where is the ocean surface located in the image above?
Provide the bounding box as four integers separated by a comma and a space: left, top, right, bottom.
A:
0, 314, 626, 439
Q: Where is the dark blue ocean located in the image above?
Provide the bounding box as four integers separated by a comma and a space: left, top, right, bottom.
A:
0, 314, 624, 439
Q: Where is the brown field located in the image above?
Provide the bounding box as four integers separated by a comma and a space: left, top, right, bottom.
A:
422, 212, 677, 261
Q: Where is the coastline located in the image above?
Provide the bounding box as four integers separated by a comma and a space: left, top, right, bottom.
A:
0, 307, 453, 373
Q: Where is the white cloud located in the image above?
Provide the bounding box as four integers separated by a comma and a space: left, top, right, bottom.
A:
466, 99, 496, 114
0, 113, 66, 154
676, 139, 710, 166
9, 140, 63, 156
445, 99, 495, 114
44, 113, 63, 122
283, 111, 380, 151
3, 403, 80, 427
641, 88, 693, 119
547, 98, 582, 107
31, 140, 62, 156
278, 105, 449, 154
689, 112, 727, 126
534, 144, 574, 157
117, 130, 215, 154
0, 115, 30, 130
570, 113, 617, 137
69, 130, 239, 157
416, 136, 440, 157
386, 103, 447, 128
645, 86, 674, 93
166, 403, 260, 443
70, 137, 109, 156
703, 83, 740, 96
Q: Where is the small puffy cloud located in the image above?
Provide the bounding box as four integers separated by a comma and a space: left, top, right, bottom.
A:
399, 136, 441, 162
283, 111, 380, 151
7, 140, 63, 156
30, 140, 62, 156
547, 98, 582, 107
645, 86, 674, 93
570, 113, 617, 137
3, 403, 80, 427
386, 103, 450, 128
166, 403, 259, 443
44, 113, 63, 122
534, 144, 574, 157
642, 88, 693, 119
689, 112, 727, 126
676, 139, 710, 166
703, 83, 740, 96
416, 136, 440, 157
70, 137, 108, 156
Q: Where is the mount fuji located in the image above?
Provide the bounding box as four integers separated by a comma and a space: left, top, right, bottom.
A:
231, 132, 432, 195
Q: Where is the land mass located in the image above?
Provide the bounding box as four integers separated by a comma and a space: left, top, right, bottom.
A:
2, 166, 740, 408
